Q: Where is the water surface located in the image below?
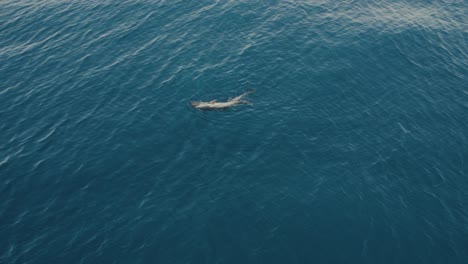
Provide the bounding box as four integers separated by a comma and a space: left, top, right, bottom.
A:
1, 0, 467, 263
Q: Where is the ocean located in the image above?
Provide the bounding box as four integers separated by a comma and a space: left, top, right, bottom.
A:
1, 0, 467, 263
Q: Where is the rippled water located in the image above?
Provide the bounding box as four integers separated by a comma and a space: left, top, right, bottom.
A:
1, 0, 467, 263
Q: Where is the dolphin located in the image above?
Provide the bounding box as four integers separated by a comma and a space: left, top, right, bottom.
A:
191, 89, 254, 110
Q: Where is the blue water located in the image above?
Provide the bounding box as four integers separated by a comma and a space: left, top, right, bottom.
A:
1, 0, 467, 263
